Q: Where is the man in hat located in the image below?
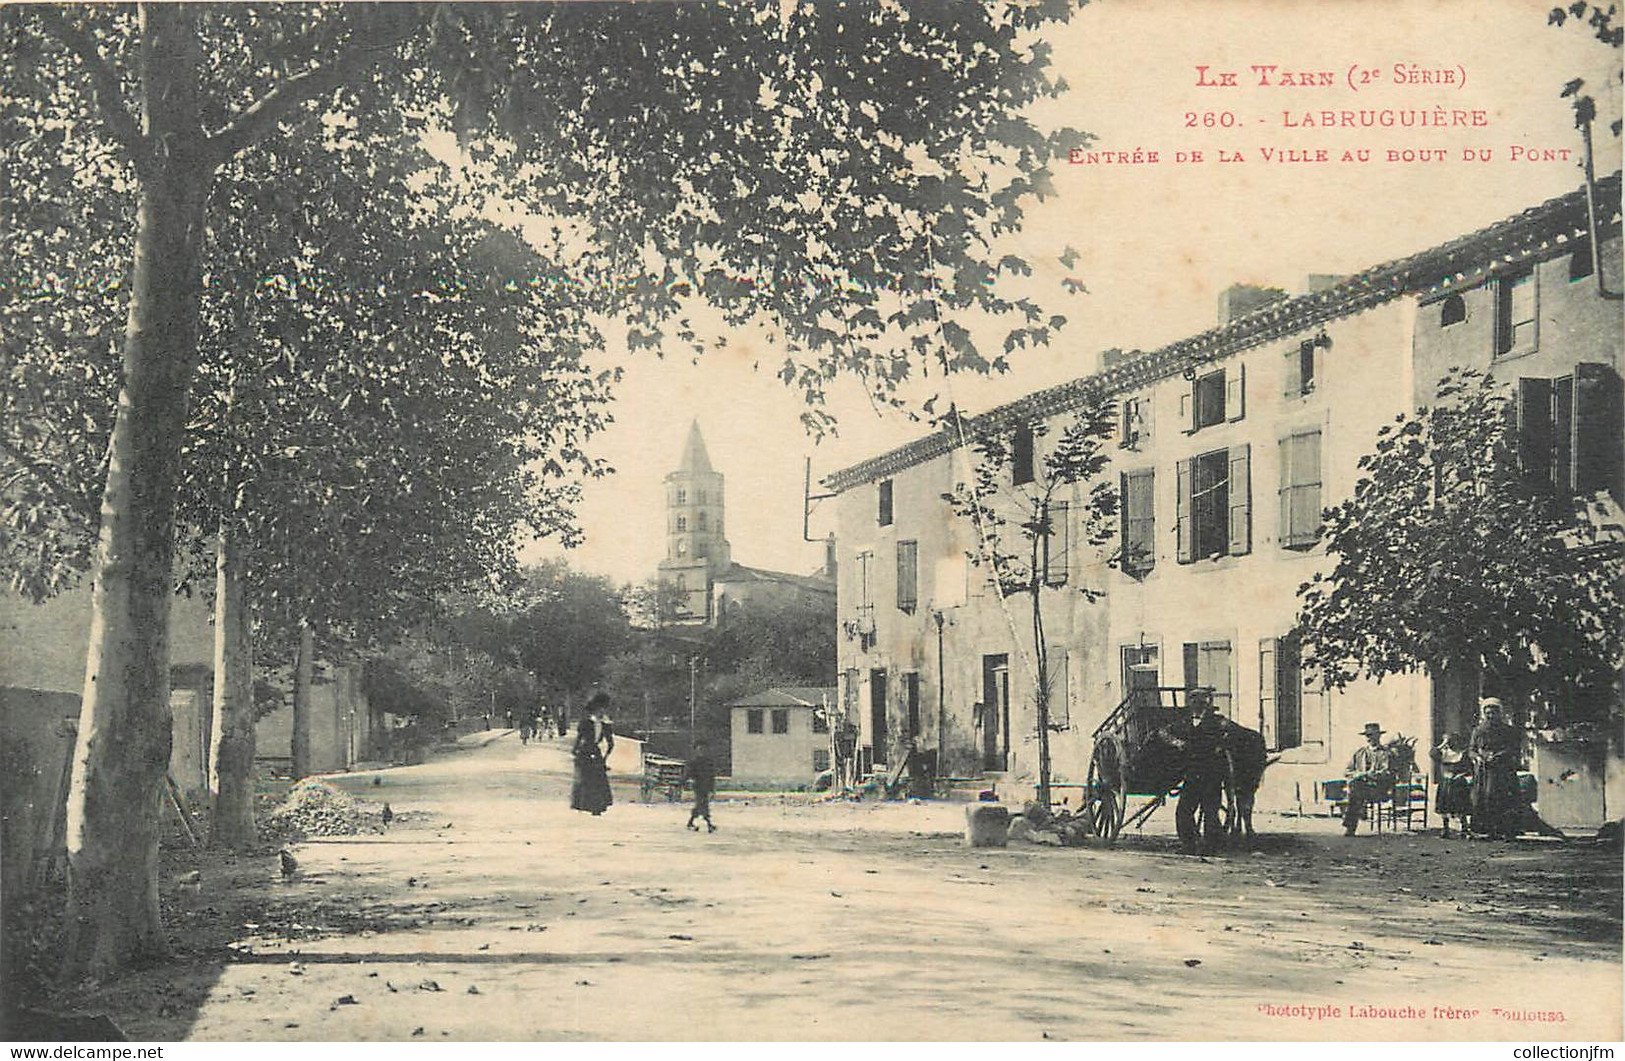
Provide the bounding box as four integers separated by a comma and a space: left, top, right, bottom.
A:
1342, 722, 1394, 836
1174, 688, 1228, 855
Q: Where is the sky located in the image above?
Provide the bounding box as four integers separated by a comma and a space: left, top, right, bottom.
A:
522, 0, 1622, 588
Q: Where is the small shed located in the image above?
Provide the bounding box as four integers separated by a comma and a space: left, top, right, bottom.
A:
727, 686, 834, 785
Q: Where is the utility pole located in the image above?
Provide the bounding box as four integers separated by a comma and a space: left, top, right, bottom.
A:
689, 654, 701, 735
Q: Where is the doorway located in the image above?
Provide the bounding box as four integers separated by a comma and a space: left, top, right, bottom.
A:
869, 668, 889, 767
981, 654, 1009, 771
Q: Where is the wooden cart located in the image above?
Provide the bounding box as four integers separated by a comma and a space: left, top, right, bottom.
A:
641, 753, 687, 803
1086, 685, 1204, 843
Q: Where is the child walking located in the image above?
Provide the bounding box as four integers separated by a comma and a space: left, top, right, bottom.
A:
685, 739, 717, 833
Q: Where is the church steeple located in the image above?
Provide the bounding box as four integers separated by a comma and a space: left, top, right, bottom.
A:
678, 419, 714, 475
657, 421, 729, 621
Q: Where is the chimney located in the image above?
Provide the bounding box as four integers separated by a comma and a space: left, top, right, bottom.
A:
1217, 284, 1289, 325
823, 534, 838, 581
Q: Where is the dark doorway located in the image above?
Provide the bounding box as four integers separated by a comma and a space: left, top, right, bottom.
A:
981, 654, 1009, 771
904, 672, 921, 738
869, 668, 889, 767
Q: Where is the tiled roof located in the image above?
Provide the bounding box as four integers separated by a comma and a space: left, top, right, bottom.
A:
726, 686, 837, 709
718, 562, 835, 593
823, 175, 1621, 493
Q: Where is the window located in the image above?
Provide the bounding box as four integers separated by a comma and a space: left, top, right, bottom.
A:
812, 709, 829, 734
1278, 429, 1323, 548
1176, 445, 1250, 562
1494, 269, 1537, 357
1520, 364, 1624, 496
895, 540, 918, 612
1259, 632, 1327, 751
1119, 395, 1151, 448
676, 515, 688, 532
1193, 369, 1226, 429
1570, 243, 1594, 282
1121, 643, 1159, 698
1120, 470, 1155, 575
878, 479, 894, 526
675, 487, 687, 504
1046, 648, 1070, 729
1440, 295, 1466, 327
813, 748, 831, 772
903, 672, 921, 737
694, 543, 707, 558
1012, 426, 1036, 485
1286, 339, 1319, 397
697, 511, 708, 531
698, 489, 709, 504
1042, 501, 1069, 587
746, 709, 764, 734
1183, 365, 1245, 430
1183, 640, 1233, 718
771, 709, 789, 734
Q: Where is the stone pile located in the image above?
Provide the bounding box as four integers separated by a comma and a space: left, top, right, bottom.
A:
263, 778, 382, 840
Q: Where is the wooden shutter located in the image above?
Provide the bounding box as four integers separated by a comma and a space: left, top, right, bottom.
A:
1517, 377, 1555, 488
1044, 501, 1069, 586
1226, 363, 1246, 422
1284, 347, 1302, 398
1180, 379, 1196, 433
1276, 632, 1303, 750
1572, 362, 1624, 499
1227, 444, 1251, 556
1257, 638, 1278, 748
1182, 642, 1199, 689
1175, 457, 1194, 563
1277, 436, 1293, 544
1046, 648, 1070, 729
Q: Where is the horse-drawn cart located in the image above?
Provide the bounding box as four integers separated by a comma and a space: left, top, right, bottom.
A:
1086, 685, 1202, 842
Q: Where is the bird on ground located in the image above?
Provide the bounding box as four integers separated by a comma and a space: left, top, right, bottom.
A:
381, 803, 394, 826
279, 849, 298, 879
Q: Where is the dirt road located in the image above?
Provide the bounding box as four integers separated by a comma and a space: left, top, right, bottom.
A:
55, 734, 1623, 1041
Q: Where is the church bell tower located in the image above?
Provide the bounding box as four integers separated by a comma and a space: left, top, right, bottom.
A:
657, 421, 730, 621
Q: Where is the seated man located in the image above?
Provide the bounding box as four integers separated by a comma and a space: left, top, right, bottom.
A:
1343, 722, 1394, 836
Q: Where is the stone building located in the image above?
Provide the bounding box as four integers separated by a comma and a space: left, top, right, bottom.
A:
823, 179, 1622, 823
727, 686, 836, 785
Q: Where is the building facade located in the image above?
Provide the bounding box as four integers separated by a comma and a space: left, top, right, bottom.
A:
727, 686, 835, 784
824, 179, 1622, 821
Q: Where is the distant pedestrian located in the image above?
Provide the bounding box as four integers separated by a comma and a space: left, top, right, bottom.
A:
570, 692, 615, 816
685, 739, 717, 833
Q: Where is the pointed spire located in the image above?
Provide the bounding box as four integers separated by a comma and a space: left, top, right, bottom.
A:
678, 420, 714, 475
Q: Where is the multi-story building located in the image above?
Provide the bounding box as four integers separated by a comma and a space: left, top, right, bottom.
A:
823, 179, 1621, 822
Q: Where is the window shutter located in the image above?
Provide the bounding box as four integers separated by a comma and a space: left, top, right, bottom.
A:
1553, 375, 1575, 493
1182, 642, 1200, 689
1143, 394, 1154, 441
1045, 501, 1069, 586
1046, 648, 1070, 729
1119, 472, 1131, 566
1572, 362, 1624, 499
1257, 638, 1278, 748
1175, 458, 1194, 563
1283, 347, 1301, 398
1227, 444, 1251, 556
1277, 436, 1293, 544
1276, 632, 1303, 750
1517, 377, 1555, 488
1180, 380, 1196, 433
1226, 363, 1246, 422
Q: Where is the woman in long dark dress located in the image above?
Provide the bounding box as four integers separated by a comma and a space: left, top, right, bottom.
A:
570, 693, 614, 815
1468, 698, 1522, 840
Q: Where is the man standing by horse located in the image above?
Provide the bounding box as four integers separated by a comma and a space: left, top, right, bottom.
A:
1175, 688, 1228, 855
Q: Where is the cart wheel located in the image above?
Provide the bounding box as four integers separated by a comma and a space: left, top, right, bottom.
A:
1087, 740, 1125, 843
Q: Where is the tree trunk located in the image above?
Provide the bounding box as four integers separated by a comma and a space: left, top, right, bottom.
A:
1030, 534, 1052, 811
292, 621, 316, 779
60, 5, 209, 981
209, 524, 257, 847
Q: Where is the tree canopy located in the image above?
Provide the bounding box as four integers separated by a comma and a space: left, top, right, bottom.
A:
1297, 370, 1624, 726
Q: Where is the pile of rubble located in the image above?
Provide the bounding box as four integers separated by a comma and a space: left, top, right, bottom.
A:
262, 778, 382, 840
1008, 804, 1093, 847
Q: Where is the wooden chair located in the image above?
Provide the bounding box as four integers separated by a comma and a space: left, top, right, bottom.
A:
1387, 774, 1429, 831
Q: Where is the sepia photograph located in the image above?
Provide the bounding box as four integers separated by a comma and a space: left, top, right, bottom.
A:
2, 0, 1621, 1046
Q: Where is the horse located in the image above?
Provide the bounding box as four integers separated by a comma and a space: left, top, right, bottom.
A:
1218, 719, 1278, 841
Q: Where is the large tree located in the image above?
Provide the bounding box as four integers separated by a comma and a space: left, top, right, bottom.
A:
4, 1, 1082, 978
1297, 369, 1624, 725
